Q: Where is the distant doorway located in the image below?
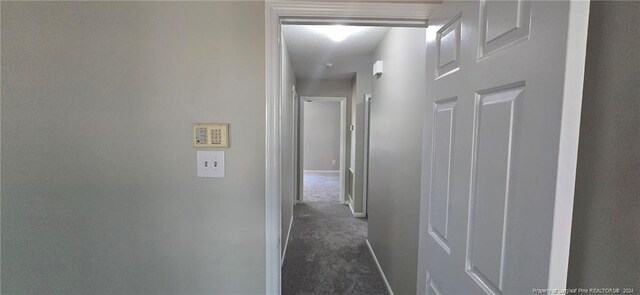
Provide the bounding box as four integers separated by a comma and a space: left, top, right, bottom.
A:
297, 96, 347, 204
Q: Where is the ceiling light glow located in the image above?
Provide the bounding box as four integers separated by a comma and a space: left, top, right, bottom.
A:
310, 25, 364, 42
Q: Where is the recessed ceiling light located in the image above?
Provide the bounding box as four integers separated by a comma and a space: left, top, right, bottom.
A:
309, 25, 364, 42
325, 63, 334, 68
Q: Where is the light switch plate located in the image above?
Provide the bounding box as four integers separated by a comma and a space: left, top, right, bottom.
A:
197, 151, 225, 178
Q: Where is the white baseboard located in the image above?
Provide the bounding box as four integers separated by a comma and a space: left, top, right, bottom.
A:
366, 239, 394, 295
341, 195, 352, 206
348, 201, 366, 218
281, 216, 293, 266
303, 170, 339, 173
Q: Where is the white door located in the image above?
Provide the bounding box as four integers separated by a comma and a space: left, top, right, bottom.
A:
417, 1, 590, 294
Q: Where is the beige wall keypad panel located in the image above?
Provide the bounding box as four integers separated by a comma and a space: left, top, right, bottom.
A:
193, 123, 229, 148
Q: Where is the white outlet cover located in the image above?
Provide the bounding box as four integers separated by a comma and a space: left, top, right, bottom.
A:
197, 151, 225, 178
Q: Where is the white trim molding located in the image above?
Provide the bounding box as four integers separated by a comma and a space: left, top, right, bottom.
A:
266, 1, 437, 293
281, 216, 294, 267
303, 170, 340, 173
265, 2, 281, 293
366, 239, 394, 295
547, 0, 590, 289
300, 96, 345, 102
270, 1, 437, 25
362, 94, 372, 218
349, 202, 366, 218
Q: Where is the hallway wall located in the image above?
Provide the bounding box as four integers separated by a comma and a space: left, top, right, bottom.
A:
297, 79, 352, 98
1, 2, 265, 293
280, 37, 297, 256
303, 101, 341, 171
368, 27, 426, 294
567, 1, 640, 288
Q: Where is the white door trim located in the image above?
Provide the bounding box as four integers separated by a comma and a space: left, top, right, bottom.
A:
362, 94, 372, 217
547, 1, 590, 287
300, 96, 347, 205
265, 2, 436, 293
297, 93, 304, 205
293, 88, 301, 205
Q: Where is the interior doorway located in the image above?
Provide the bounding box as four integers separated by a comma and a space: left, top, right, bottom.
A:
269, 1, 590, 294
279, 20, 425, 293
298, 96, 348, 205
265, 2, 435, 294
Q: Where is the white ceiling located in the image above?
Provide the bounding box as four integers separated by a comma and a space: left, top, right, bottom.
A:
282, 25, 391, 80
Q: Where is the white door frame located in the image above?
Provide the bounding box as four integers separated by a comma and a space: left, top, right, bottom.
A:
265, 2, 436, 293
362, 93, 372, 217
292, 88, 301, 205
296, 92, 304, 204
300, 96, 348, 205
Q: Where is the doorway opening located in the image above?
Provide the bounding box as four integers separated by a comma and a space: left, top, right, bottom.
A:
265, 2, 436, 294
298, 96, 347, 205
267, 1, 590, 294
279, 20, 426, 294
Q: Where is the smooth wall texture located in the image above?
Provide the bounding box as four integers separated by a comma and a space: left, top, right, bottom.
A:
303, 101, 341, 171
567, 1, 640, 288
368, 27, 426, 294
298, 79, 351, 173
1, 2, 265, 294
297, 79, 352, 99
281, 38, 296, 255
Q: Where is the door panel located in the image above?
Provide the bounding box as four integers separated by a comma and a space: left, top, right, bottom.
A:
467, 83, 523, 294
428, 97, 457, 254
417, 1, 589, 294
480, 0, 531, 57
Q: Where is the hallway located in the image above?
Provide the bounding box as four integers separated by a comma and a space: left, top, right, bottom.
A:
282, 172, 387, 294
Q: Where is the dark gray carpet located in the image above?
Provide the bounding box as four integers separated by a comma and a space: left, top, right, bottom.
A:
282, 172, 387, 295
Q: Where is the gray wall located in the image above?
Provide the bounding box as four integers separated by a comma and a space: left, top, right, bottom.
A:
567, 1, 640, 288
368, 27, 426, 295
280, 38, 296, 255
1, 2, 265, 294
297, 79, 351, 99
303, 101, 341, 171
297, 79, 351, 173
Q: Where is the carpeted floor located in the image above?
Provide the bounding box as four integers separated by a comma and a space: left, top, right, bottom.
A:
282, 172, 387, 295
